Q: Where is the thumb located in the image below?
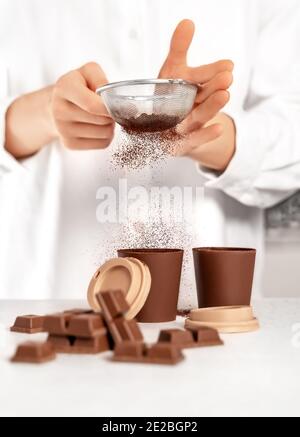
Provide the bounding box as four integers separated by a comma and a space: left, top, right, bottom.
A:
79, 62, 108, 92
166, 19, 195, 67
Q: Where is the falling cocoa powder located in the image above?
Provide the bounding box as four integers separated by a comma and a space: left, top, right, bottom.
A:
103, 112, 195, 312
112, 114, 184, 170
176, 309, 191, 318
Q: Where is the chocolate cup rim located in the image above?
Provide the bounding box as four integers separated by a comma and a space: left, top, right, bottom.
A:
118, 248, 184, 254
193, 247, 256, 253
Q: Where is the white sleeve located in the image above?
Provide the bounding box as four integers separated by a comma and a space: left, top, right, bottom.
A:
198, 0, 300, 209
0, 95, 26, 176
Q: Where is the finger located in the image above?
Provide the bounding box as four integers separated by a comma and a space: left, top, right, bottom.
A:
62, 137, 112, 150
189, 60, 234, 84
57, 121, 115, 139
56, 70, 109, 116
162, 19, 195, 70
54, 98, 113, 125
168, 19, 195, 66
79, 62, 108, 92
179, 90, 230, 133
196, 71, 233, 104
176, 124, 223, 156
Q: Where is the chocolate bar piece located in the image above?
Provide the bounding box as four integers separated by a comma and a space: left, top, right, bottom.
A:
158, 329, 195, 348
114, 341, 146, 359
43, 313, 72, 336
10, 315, 45, 334
67, 314, 105, 338
11, 341, 56, 364
96, 290, 130, 322
47, 333, 110, 354
44, 311, 106, 338
63, 309, 92, 315
113, 341, 184, 365
108, 318, 143, 345
47, 335, 71, 350
147, 343, 184, 364
96, 290, 144, 346
187, 327, 224, 347
158, 328, 223, 348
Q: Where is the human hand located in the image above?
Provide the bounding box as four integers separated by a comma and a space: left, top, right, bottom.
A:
50, 62, 115, 150
159, 20, 235, 170
182, 112, 236, 171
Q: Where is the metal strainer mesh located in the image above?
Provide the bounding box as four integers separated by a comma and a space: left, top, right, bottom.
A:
96, 79, 198, 132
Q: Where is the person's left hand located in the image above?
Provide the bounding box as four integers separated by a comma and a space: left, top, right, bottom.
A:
159, 20, 235, 171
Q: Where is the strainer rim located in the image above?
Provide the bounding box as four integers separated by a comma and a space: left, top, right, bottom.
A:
96, 78, 198, 95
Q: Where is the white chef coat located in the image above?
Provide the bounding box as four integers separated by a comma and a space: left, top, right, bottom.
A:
1, 0, 300, 305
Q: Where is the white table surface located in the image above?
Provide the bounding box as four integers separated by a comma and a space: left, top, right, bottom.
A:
0, 299, 299, 417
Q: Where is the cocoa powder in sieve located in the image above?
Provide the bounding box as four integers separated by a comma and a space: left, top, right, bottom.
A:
120, 113, 181, 133
112, 114, 184, 170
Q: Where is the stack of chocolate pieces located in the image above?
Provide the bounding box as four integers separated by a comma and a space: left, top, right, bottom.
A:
96, 290, 143, 346
44, 309, 111, 354
97, 290, 185, 365
10, 293, 224, 366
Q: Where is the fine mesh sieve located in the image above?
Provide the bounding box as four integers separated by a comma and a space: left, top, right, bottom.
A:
96, 79, 198, 132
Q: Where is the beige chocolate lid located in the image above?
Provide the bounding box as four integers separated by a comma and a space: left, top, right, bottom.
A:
185, 318, 260, 334
186, 305, 259, 333
125, 258, 151, 320
190, 306, 254, 324
87, 257, 151, 319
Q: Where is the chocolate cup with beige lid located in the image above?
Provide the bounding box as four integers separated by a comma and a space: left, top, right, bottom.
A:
118, 249, 184, 323
193, 248, 256, 308
186, 305, 259, 334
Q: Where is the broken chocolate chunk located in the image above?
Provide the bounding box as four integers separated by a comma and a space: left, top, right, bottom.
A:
147, 343, 184, 364
67, 313, 105, 338
43, 313, 72, 336
10, 315, 45, 334
113, 341, 184, 365
44, 311, 106, 338
47, 333, 110, 354
96, 290, 130, 322
95, 290, 144, 346
114, 341, 146, 359
11, 341, 56, 364
108, 318, 143, 345
158, 329, 195, 348
187, 326, 224, 347
158, 327, 223, 348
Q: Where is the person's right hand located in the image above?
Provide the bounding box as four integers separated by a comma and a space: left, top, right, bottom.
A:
50, 62, 115, 150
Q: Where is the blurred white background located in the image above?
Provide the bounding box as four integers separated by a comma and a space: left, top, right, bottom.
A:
264, 194, 300, 297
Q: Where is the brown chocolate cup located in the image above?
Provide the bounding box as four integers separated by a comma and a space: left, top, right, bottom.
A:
118, 249, 184, 323
193, 248, 256, 308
